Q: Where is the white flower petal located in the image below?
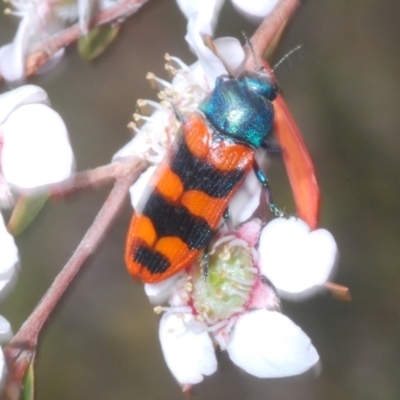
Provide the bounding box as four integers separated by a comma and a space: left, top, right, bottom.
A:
228, 171, 261, 228
78, 0, 95, 33
0, 15, 31, 83
0, 347, 5, 389
213, 37, 245, 74
185, 14, 228, 86
231, 0, 279, 23
176, 0, 224, 33
0, 267, 17, 295
258, 217, 338, 299
0, 85, 49, 125
227, 309, 319, 378
0, 316, 12, 344
144, 274, 182, 305
128, 166, 156, 209
0, 174, 14, 209
159, 312, 217, 385
1, 104, 74, 189
0, 214, 18, 297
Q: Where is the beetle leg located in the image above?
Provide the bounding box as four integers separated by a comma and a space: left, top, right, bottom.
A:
200, 208, 230, 279
201, 251, 209, 278
223, 207, 230, 223
253, 161, 285, 217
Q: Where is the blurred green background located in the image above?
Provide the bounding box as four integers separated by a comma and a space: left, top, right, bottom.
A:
1, 1, 400, 399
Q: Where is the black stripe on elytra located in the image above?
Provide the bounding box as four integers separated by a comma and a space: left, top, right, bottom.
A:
171, 138, 245, 198
142, 194, 214, 250
134, 245, 170, 274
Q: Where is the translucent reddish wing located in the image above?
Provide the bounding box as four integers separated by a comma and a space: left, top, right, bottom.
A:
273, 94, 320, 230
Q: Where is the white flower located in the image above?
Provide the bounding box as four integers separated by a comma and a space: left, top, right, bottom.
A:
0, 213, 18, 386
150, 217, 335, 385
0, 0, 65, 83
0, 213, 18, 295
0, 0, 123, 82
0, 85, 75, 207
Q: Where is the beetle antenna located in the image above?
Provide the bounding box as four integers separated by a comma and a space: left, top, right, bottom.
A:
242, 31, 260, 71
272, 45, 303, 73
203, 35, 235, 77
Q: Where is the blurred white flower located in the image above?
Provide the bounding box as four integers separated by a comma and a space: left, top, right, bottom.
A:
0, 213, 18, 385
0, 0, 65, 83
151, 217, 336, 386
0, 213, 18, 294
0, 0, 123, 82
0, 85, 75, 207
231, 0, 280, 23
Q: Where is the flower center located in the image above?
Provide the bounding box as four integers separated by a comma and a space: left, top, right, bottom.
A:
189, 239, 258, 323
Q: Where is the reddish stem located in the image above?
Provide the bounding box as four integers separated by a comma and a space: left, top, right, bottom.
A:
246, 0, 300, 70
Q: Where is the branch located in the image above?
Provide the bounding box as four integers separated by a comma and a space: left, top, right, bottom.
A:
1, 157, 147, 400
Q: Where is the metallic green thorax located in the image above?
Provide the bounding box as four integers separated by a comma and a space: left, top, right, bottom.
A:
199, 71, 278, 148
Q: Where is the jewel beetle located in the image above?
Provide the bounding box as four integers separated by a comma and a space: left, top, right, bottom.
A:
125, 70, 282, 283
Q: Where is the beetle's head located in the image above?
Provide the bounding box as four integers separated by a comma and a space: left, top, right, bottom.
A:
238, 70, 279, 102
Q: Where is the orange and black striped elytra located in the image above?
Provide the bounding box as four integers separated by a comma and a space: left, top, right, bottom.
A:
126, 70, 281, 283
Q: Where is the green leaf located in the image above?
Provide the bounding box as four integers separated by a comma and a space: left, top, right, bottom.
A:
7, 192, 49, 236
21, 361, 35, 400
78, 25, 120, 62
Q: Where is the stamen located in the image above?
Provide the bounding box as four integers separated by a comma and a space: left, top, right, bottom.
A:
203, 319, 229, 332
212, 234, 236, 249
133, 113, 142, 122
250, 248, 259, 263
224, 316, 237, 334
165, 64, 178, 76
184, 282, 193, 292
139, 115, 158, 123
146, 72, 172, 90
136, 99, 164, 114
218, 245, 231, 261
229, 307, 245, 314
228, 288, 248, 300
159, 100, 171, 109
147, 154, 164, 163
194, 315, 204, 323
228, 238, 248, 248
180, 293, 189, 302
229, 276, 256, 286
247, 267, 259, 274
165, 53, 189, 70
153, 306, 192, 314
4, 8, 19, 15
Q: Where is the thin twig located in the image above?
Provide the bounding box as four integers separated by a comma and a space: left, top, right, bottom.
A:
49, 157, 144, 198
1, 157, 147, 400
25, 0, 150, 76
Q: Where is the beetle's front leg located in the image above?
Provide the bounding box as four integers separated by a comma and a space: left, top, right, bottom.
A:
253, 160, 285, 218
